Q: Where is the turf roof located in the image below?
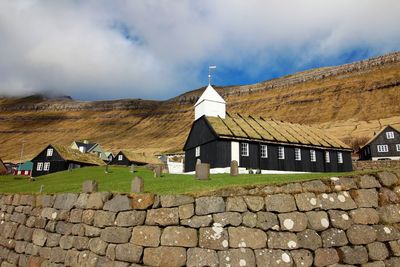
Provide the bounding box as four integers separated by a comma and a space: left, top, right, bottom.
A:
51, 144, 105, 166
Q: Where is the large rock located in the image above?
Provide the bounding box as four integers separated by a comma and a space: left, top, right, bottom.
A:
347, 225, 377, 245
378, 204, 400, 223
321, 228, 348, 247
291, 249, 313, 267
350, 208, 379, 224
88, 238, 108, 255
93, 211, 116, 227
103, 195, 131, 212
338, 245, 369, 265
161, 226, 198, 247
314, 248, 339, 266
53, 193, 78, 210
256, 211, 279, 231
100, 227, 131, 243
146, 208, 179, 226
377, 172, 398, 187
319, 192, 357, 210
131, 193, 155, 210
181, 215, 213, 228
302, 180, 329, 193
306, 211, 329, 231
199, 225, 229, 250
358, 175, 381, 189
218, 248, 255, 267
115, 211, 146, 227
389, 240, 400, 256
160, 195, 194, 208
295, 193, 319, 211
278, 212, 308, 232
367, 242, 389, 261
178, 203, 194, 219
352, 189, 379, 208
213, 212, 242, 227
187, 247, 218, 267
242, 212, 257, 228
265, 194, 296, 212
86, 192, 111, 210
115, 243, 143, 263
255, 249, 293, 267
143, 246, 186, 267
297, 229, 322, 250
379, 187, 400, 205
374, 225, 400, 241
131, 226, 161, 247
267, 231, 298, 250
228, 227, 267, 249
195, 197, 225, 215
226, 197, 247, 212
243, 196, 264, 212
328, 210, 352, 230
32, 229, 47, 247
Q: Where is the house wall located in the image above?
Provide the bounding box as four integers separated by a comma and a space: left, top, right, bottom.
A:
183, 117, 218, 150
31, 146, 69, 177
109, 152, 131, 166
360, 126, 400, 160
185, 140, 231, 172
0, 171, 400, 266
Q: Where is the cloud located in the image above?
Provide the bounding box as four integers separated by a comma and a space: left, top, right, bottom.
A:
0, 0, 399, 100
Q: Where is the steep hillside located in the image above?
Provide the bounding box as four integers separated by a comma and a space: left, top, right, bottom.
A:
1, 52, 399, 162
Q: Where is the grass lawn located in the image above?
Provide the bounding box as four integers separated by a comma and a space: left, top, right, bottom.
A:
0, 166, 363, 195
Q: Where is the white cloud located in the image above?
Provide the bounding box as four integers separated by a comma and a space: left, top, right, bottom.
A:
0, 0, 399, 100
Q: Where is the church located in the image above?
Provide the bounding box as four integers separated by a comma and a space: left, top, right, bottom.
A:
183, 84, 353, 173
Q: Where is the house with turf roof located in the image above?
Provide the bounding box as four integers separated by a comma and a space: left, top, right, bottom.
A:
358, 125, 400, 161
31, 144, 105, 177
110, 150, 163, 166
70, 140, 112, 162
183, 84, 353, 173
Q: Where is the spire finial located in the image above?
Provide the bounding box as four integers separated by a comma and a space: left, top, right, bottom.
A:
208, 65, 216, 85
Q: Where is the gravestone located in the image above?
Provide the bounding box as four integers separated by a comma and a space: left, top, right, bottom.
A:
131, 176, 144, 193
230, 160, 239, 176
130, 164, 135, 173
196, 163, 210, 180
154, 166, 162, 178
196, 159, 201, 165
82, 180, 98, 193
105, 165, 109, 173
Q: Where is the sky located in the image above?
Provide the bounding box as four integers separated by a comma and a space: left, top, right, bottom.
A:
0, 0, 399, 101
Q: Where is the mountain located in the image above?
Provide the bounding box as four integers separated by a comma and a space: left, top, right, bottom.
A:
1, 51, 400, 162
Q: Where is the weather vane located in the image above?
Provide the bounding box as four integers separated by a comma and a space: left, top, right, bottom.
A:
208, 65, 216, 85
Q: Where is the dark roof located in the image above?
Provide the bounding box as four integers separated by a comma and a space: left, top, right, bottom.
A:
360, 125, 400, 149
75, 141, 97, 152
203, 113, 351, 150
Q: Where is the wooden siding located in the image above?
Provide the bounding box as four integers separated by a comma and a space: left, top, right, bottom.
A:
359, 126, 400, 160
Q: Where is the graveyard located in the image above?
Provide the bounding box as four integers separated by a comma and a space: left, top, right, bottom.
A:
0, 166, 360, 195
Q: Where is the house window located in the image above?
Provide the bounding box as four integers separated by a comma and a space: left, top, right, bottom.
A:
325, 151, 330, 163
241, 143, 249, 156
118, 155, 123, 161
396, 144, 400, 152
310, 150, 316, 162
43, 162, 50, 171
338, 152, 343, 164
278, 147, 285, 160
377, 145, 389, 153
386, 131, 395, 139
295, 148, 301, 161
46, 148, 53, 157
260, 145, 268, 158
37, 162, 43, 171
195, 146, 200, 157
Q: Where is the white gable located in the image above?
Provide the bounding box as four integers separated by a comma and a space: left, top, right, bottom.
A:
194, 85, 226, 120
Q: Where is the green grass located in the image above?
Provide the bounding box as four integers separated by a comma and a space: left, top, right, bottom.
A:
0, 166, 363, 195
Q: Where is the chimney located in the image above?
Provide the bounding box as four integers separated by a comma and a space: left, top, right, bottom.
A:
83, 140, 89, 144
79, 146, 86, 153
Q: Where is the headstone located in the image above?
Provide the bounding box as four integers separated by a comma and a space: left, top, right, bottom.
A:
131, 176, 144, 193
154, 166, 162, 178
39, 185, 44, 193
82, 180, 98, 193
196, 159, 201, 165
130, 164, 135, 173
196, 163, 210, 180
230, 160, 239, 176
105, 165, 109, 173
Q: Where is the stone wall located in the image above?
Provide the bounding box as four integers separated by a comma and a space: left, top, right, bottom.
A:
1, 171, 400, 266
353, 160, 400, 171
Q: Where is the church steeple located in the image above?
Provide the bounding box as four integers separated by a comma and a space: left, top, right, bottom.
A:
194, 84, 226, 120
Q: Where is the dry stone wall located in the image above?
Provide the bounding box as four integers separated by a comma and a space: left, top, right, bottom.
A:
1, 171, 400, 266
353, 160, 400, 171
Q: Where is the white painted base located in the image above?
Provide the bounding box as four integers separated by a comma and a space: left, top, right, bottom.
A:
183, 167, 309, 175
372, 156, 400, 161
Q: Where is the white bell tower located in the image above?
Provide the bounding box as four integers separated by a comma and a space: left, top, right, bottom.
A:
194, 66, 226, 120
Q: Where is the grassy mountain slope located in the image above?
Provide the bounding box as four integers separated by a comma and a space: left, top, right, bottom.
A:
1, 52, 399, 162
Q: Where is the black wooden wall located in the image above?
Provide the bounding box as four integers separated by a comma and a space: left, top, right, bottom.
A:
359, 126, 400, 160
185, 140, 231, 172
32, 145, 68, 177
109, 152, 132, 166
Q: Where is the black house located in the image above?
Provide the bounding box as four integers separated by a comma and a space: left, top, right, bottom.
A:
31, 144, 105, 177
110, 150, 162, 166
183, 84, 352, 173
358, 125, 400, 160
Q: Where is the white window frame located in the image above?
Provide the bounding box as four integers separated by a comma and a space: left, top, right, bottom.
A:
278, 146, 285, 160
195, 146, 200, 157
295, 148, 301, 161
43, 162, 50, 171
338, 152, 343, 164
396, 144, 400, 152
260, 145, 268, 158
118, 154, 123, 161
46, 148, 53, 157
37, 162, 43, 171
310, 150, 316, 162
325, 151, 330, 163
377, 145, 389, 153
386, 131, 395, 139
241, 143, 249, 157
